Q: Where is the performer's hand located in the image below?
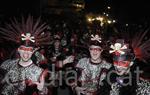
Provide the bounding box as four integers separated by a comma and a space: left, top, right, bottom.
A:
34, 69, 48, 91
33, 81, 44, 91
38, 87, 48, 95
25, 79, 35, 86
75, 86, 87, 95
63, 55, 75, 65
50, 57, 56, 62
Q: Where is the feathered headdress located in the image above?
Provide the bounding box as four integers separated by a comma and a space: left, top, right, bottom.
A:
110, 29, 150, 63
0, 16, 51, 47
131, 29, 150, 62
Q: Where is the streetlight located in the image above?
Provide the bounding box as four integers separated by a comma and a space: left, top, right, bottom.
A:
107, 20, 112, 24
113, 20, 116, 23
107, 6, 111, 9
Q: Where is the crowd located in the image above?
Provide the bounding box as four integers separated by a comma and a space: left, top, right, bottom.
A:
0, 15, 150, 95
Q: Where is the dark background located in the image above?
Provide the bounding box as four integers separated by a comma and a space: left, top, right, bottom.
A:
85, 0, 150, 24
0, 0, 150, 24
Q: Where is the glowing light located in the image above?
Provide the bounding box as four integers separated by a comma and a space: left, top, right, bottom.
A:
88, 18, 92, 22
100, 22, 104, 26
96, 16, 103, 21
107, 20, 112, 24
113, 20, 116, 23
72, 4, 84, 9
92, 18, 95, 21
86, 13, 115, 26
107, 6, 111, 9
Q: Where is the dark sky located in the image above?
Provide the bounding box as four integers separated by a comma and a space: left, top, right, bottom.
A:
0, 0, 40, 16
85, 0, 150, 24
0, 0, 150, 24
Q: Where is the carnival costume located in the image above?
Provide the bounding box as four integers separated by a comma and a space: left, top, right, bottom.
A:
75, 34, 112, 95
100, 30, 150, 95
0, 16, 50, 95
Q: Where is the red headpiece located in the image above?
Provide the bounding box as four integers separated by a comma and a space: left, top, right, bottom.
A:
131, 29, 150, 62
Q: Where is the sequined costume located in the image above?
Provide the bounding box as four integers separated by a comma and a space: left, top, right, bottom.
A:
136, 79, 150, 95
0, 16, 51, 95
100, 65, 137, 95
100, 29, 150, 95
100, 71, 150, 95
0, 59, 43, 95
76, 58, 111, 93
